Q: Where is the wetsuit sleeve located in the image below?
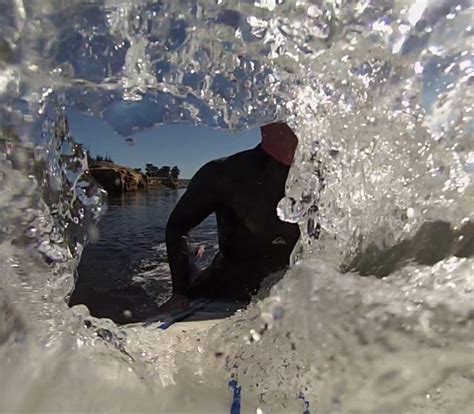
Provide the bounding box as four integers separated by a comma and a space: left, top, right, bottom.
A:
165, 161, 221, 295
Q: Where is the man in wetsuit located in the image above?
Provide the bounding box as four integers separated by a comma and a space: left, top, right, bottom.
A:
157, 123, 300, 313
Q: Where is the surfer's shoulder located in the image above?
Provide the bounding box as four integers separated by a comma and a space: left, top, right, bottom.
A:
212, 145, 262, 170
191, 146, 261, 186
189, 158, 227, 189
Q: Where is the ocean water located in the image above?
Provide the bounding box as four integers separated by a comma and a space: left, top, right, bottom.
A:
70, 188, 218, 323
0, 1, 473, 413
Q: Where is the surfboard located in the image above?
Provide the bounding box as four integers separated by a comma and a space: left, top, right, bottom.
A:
124, 299, 244, 330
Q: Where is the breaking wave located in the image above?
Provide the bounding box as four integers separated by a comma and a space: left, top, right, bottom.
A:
1, 1, 473, 413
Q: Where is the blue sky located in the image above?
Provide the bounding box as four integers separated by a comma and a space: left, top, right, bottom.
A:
67, 111, 261, 178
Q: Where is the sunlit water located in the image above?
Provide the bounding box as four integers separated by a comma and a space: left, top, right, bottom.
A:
70, 188, 218, 323
0, 1, 473, 413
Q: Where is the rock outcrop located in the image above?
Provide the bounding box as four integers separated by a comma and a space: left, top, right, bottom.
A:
147, 177, 179, 190
89, 162, 148, 194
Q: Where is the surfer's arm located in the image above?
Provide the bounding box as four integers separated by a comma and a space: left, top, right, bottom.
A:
165, 161, 221, 296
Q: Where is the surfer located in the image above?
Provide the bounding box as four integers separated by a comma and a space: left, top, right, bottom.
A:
157, 122, 301, 314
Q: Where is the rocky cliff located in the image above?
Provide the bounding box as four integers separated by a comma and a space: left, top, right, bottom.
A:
89, 162, 148, 194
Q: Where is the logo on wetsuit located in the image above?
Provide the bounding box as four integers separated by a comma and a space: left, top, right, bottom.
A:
271, 236, 288, 245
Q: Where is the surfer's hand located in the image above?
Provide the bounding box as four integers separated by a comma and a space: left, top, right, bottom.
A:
193, 245, 205, 258
156, 294, 190, 314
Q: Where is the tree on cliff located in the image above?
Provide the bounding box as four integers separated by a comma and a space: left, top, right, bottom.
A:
85, 154, 114, 166
171, 166, 180, 180
145, 163, 180, 180
145, 163, 159, 177
157, 166, 171, 178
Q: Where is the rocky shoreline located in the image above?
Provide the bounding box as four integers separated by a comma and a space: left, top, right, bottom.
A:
89, 161, 182, 194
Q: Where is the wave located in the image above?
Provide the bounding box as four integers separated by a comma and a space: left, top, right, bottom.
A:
0, 1, 473, 412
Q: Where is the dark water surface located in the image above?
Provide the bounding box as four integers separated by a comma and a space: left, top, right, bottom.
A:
69, 188, 218, 323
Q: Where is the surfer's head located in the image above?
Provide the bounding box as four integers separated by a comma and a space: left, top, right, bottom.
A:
260, 122, 298, 166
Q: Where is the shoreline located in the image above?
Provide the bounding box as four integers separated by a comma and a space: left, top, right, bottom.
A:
88, 161, 189, 194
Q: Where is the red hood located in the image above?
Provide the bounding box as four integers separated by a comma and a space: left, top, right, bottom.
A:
260, 122, 298, 166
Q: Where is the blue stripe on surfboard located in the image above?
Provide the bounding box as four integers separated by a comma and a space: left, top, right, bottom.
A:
146, 299, 213, 329
297, 392, 311, 414
227, 379, 311, 414
229, 378, 241, 414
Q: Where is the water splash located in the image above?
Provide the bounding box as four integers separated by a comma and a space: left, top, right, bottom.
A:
0, 0, 473, 413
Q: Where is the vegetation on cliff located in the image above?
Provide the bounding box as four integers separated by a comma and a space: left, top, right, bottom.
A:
144, 163, 180, 189
86, 153, 182, 193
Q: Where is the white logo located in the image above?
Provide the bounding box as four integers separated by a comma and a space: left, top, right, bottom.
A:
272, 237, 287, 245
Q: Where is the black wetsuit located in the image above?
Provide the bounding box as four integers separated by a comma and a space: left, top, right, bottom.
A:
165, 144, 300, 301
